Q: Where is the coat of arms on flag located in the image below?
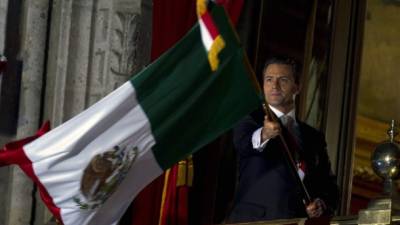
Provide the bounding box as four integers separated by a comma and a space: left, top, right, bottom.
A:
74, 145, 139, 210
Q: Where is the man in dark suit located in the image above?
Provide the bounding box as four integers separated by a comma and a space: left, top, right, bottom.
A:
228, 56, 338, 223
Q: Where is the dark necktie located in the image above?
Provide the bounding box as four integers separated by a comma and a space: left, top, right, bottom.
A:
280, 115, 306, 177
280, 115, 300, 146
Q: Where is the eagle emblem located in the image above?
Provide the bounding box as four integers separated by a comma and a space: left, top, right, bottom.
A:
73, 145, 138, 209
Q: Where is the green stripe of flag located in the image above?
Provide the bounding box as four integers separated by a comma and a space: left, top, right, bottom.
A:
131, 6, 262, 169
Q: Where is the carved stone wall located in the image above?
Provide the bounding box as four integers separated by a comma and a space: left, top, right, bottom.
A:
45, 0, 151, 125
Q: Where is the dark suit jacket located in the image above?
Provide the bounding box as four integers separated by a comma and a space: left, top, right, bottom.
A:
228, 109, 338, 223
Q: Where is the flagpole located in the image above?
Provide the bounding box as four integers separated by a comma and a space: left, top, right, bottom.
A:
262, 103, 312, 205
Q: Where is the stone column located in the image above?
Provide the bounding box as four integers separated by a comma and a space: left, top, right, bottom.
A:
6, 0, 50, 225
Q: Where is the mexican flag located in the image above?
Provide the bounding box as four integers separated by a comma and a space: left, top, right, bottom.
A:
0, 5, 261, 225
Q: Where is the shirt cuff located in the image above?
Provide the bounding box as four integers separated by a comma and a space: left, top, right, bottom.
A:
252, 127, 269, 152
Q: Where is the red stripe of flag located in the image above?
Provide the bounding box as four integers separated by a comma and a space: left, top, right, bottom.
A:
18, 146, 63, 224
200, 11, 219, 39
0, 122, 62, 223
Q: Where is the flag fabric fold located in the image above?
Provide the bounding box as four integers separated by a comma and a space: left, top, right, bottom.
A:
0, 5, 261, 225
0, 121, 49, 166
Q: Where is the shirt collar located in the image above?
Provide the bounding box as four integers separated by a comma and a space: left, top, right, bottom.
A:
268, 105, 296, 122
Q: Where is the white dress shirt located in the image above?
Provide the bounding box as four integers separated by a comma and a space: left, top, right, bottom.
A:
251, 105, 296, 152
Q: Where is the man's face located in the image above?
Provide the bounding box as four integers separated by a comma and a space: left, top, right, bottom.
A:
263, 63, 299, 113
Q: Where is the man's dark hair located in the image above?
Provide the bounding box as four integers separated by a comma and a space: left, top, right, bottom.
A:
262, 56, 301, 84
